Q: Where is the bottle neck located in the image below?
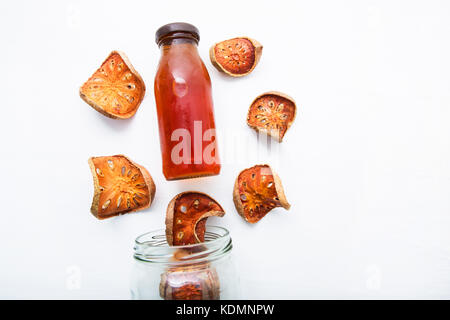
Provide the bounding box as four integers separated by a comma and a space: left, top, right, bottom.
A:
157, 32, 199, 47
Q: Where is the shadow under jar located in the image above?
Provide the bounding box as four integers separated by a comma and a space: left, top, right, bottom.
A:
131, 226, 239, 300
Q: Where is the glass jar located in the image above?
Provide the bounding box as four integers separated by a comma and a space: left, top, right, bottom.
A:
131, 226, 239, 300
154, 22, 221, 181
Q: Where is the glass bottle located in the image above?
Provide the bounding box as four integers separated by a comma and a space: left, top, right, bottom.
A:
154, 23, 221, 180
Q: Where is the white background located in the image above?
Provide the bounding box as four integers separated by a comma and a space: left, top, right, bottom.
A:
1, 0, 450, 299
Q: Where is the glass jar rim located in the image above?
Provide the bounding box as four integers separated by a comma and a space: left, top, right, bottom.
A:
133, 226, 232, 265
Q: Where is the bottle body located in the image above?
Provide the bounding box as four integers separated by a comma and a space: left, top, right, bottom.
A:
154, 39, 220, 180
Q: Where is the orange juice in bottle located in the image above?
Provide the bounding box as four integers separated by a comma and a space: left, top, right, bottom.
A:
154, 23, 220, 180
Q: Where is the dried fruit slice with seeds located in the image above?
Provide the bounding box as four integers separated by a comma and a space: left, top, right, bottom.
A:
159, 263, 220, 300
80, 51, 145, 119
210, 37, 262, 77
233, 164, 290, 223
88, 155, 155, 219
247, 91, 296, 142
166, 192, 225, 246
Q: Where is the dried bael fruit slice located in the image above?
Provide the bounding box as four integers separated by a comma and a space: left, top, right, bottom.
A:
88, 155, 155, 219
159, 263, 220, 300
80, 51, 145, 119
166, 192, 225, 246
247, 91, 296, 142
233, 164, 290, 223
210, 37, 262, 77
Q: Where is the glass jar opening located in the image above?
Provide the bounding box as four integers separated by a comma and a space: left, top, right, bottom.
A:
133, 226, 232, 266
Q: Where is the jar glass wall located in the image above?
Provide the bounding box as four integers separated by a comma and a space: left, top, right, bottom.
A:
131, 226, 239, 300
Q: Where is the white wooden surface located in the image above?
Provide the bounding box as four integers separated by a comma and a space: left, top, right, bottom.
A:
1, 0, 450, 299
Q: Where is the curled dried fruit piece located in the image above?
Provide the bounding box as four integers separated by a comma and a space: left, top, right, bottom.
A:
233, 164, 290, 223
80, 51, 145, 119
166, 192, 225, 246
210, 37, 262, 77
88, 155, 155, 219
159, 263, 220, 300
247, 91, 296, 142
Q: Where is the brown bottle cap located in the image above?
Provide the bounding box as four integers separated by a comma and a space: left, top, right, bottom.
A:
155, 22, 200, 45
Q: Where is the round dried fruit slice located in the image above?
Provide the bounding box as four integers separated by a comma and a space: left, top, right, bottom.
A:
247, 91, 297, 142
80, 51, 146, 119
233, 164, 290, 224
159, 264, 220, 300
210, 37, 262, 77
88, 155, 155, 219
166, 192, 225, 246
